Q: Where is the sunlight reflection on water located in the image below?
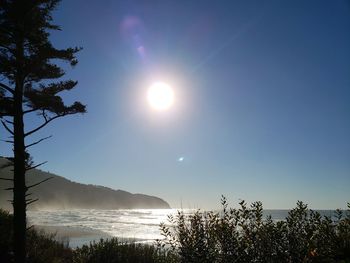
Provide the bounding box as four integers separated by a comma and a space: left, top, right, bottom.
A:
27, 209, 192, 242
27, 209, 334, 247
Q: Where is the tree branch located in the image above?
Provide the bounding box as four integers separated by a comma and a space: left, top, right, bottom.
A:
42, 110, 48, 122
0, 83, 14, 95
3, 119, 14, 125
0, 44, 15, 55
25, 161, 47, 171
26, 177, 53, 190
1, 120, 14, 135
1, 161, 13, 169
24, 114, 65, 137
26, 225, 34, 231
26, 198, 39, 206
0, 139, 14, 144
23, 108, 39, 114
25, 135, 52, 149
0, 177, 13, 181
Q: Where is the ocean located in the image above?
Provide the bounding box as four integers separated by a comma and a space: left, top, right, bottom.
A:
27, 209, 336, 248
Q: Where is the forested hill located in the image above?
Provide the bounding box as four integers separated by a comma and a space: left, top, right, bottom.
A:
0, 157, 170, 211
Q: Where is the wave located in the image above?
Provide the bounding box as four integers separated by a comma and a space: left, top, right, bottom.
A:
27, 208, 338, 248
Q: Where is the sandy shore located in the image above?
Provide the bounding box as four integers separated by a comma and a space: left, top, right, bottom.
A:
33, 225, 112, 248
33, 225, 154, 248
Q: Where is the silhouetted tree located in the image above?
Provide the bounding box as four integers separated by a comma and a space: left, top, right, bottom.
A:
0, 1, 85, 262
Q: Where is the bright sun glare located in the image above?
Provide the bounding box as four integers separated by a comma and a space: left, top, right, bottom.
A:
147, 82, 174, 110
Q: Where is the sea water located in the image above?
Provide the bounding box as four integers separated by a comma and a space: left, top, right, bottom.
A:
27, 209, 186, 247
27, 209, 335, 248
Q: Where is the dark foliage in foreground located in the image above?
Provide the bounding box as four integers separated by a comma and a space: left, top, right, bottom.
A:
73, 238, 175, 263
159, 197, 350, 263
0, 209, 72, 263
1, 198, 350, 263
1, 0, 86, 261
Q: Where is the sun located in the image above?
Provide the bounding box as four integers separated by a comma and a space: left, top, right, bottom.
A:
147, 82, 174, 110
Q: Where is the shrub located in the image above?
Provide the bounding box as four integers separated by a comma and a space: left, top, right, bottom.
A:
26, 228, 73, 263
73, 238, 176, 263
2, 199, 350, 263
159, 197, 350, 263
0, 209, 72, 263
0, 209, 13, 262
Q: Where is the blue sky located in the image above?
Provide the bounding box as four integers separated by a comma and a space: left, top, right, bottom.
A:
1, 0, 350, 209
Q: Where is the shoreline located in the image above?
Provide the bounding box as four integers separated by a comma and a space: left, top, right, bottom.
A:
33, 225, 156, 248
33, 225, 112, 248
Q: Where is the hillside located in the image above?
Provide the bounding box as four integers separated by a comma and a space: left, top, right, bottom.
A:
0, 158, 170, 210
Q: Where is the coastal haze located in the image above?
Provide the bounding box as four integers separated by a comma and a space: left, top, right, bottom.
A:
0, 158, 169, 211
0, 157, 339, 248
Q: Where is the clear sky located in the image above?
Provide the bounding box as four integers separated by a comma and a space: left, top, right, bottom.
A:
1, 0, 349, 209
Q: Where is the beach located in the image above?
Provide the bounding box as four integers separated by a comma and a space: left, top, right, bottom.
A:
33, 225, 112, 248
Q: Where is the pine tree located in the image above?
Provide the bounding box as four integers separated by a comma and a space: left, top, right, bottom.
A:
0, 1, 86, 262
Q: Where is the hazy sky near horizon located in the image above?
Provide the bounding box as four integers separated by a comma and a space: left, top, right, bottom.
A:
1, 0, 350, 209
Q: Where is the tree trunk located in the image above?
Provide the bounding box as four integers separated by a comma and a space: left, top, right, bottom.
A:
13, 30, 26, 263
13, 105, 26, 263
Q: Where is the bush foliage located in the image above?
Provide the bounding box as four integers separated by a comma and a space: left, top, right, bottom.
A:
72, 238, 174, 263
0, 209, 72, 263
159, 196, 350, 263
1, 197, 350, 262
